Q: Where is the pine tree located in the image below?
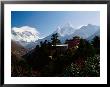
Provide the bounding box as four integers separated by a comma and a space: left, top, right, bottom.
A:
91, 36, 100, 48
91, 36, 100, 54
51, 33, 61, 45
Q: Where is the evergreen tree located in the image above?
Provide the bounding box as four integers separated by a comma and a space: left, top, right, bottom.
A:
51, 33, 61, 45
74, 39, 96, 59
72, 36, 80, 40
91, 36, 100, 48
91, 36, 100, 54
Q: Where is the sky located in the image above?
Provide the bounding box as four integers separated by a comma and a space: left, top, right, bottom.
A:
11, 11, 100, 38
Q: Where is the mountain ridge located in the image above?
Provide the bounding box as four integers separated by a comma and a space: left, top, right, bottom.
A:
11, 26, 40, 47
11, 24, 100, 49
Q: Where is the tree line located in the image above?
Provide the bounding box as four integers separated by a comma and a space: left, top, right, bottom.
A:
11, 33, 100, 77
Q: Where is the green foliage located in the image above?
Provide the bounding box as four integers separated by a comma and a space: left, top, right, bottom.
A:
84, 55, 100, 76
62, 63, 81, 77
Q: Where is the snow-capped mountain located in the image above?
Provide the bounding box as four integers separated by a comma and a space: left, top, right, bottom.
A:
87, 29, 100, 41
11, 26, 40, 47
37, 24, 100, 45
36, 23, 76, 44
11, 24, 100, 50
68, 24, 100, 39
54, 23, 75, 37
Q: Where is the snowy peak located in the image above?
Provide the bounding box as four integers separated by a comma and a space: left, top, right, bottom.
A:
12, 26, 40, 43
38, 24, 99, 43
11, 24, 100, 49
72, 24, 99, 39
11, 26, 40, 48
80, 24, 99, 30
54, 23, 75, 36
62, 22, 73, 28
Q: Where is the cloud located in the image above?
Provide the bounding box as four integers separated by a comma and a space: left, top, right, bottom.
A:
12, 26, 40, 35
12, 26, 40, 42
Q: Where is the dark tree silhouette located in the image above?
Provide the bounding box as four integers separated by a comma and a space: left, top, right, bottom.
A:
72, 36, 80, 39
51, 33, 61, 45
91, 36, 100, 54
91, 36, 100, 48
74, 39, 96, 59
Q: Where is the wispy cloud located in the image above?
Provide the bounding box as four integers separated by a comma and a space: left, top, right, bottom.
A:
12, 26, 40, 42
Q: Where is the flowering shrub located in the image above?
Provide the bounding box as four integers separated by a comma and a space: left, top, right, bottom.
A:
62, 55, 100, 77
